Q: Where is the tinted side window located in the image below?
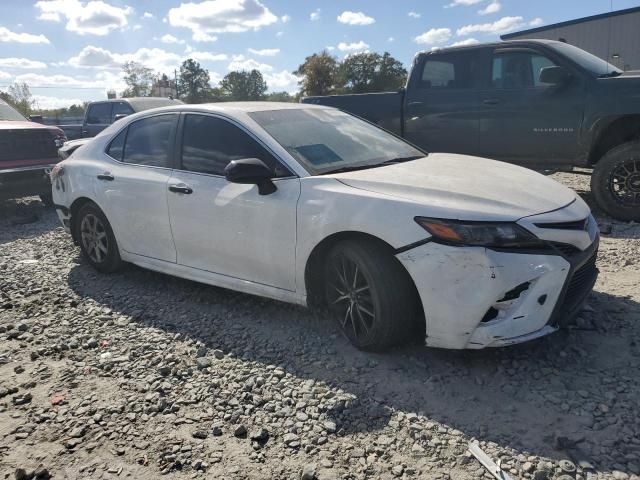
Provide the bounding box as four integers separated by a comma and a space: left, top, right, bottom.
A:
181, 114, 287, 177
111, 102, 134, 122
123, 115, 175, 167
492, 51, 557, 89
420, 54, 476, 89
87, 103, 112, 124
107, 128, 126, 161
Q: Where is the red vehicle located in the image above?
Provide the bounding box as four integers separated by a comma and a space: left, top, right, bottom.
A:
0, 99, 66, 205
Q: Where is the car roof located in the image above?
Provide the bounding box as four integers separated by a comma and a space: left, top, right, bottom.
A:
141, 101, 327, 115
420, 38, 566, 55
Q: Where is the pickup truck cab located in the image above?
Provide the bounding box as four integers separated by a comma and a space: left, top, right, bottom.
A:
59, 97, 183, 158
303, 40, 640, 221
0, 99, 66, 205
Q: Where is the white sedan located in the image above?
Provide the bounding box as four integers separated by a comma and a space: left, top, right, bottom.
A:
51, 103, 599, 351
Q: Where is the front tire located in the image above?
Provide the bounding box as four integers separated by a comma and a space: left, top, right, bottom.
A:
74, 202, 123, 273
324, 239, 420, 351
591, 141, 640, 222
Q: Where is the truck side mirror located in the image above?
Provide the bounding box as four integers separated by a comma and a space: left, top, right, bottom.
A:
113, 113, 129, 122
539, 66, 572, 86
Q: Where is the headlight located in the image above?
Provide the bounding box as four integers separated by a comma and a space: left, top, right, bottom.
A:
415, 217, 543, 248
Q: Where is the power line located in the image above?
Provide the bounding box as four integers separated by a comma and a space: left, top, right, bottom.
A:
0, 84, 109, 90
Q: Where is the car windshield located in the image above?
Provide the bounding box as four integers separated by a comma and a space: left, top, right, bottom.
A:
249, 108, 425, 175
549, 42, 622, 77
0, 100, 28, 121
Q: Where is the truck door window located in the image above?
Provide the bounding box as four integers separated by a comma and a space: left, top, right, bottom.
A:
111, 102, 134, 122
420, 55, 474, 89
86, 103, 112, 124
492, 51, 557, 89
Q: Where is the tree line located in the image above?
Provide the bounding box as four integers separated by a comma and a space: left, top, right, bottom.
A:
0, 50, 407, 118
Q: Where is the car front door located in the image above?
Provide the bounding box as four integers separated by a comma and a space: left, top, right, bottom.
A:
84, 102, 112, 137
167, 113, 300, 291
476, 46, 585, 167
97, 113, 178, 263
403, 50, 483, 155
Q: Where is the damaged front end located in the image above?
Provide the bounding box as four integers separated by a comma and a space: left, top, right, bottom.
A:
396, 212, 599, 349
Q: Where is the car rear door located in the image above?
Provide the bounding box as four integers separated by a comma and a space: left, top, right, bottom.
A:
476, 46, 586, 167
97, 113, 178, 263
84, 102, 112, 137
403, 50, 483, 155
167, 113, 300, 291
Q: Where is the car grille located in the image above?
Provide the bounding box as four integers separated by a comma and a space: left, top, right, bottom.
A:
551, 243, 581, 258
0, 129, 58, 162
563, 248, 598, 312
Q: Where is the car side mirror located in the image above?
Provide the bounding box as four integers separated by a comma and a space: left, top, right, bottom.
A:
113, 113, 129, 122
224, 158, 277, 195
29, 115, 44, 123
539, 66, 572, 86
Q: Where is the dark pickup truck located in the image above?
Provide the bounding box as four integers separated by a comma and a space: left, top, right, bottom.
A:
303, 39, 640, 221
58, 97, 182, 158
0, 99, 66, 205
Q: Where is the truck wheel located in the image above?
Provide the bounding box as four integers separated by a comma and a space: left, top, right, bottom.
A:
74, 202, 123, 273
324, 239, 420, 351
591, 141, 640, 222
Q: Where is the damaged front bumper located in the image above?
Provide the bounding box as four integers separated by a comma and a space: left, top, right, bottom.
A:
396, 236, 598, 349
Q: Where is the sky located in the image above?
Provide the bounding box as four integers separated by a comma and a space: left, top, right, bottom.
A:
0, 0, 638, 109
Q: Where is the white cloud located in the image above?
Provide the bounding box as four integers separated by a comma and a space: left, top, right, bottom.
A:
388, 36, 394, 42
248, 48, 280, 56
142, 12, 154, 19
0, 58, 48, 69
13, 70, 126, 93
33, 95, 84, 109
0, 27, 50, 44
337, 41, 369, 52
161, 34, 185, 44
35, 0, 132, 36
414, 28, 452, 45
276, 31, 284, 37
228, 55, 273, 72
457, 16, 524, 35
263, 70, 298, 93
446, 0, 482, 6
337, 11, 375, 26
408, 12, 421, 18
192, 32, 218, 42
189, 51, 228, 62
529, 17, 544, 27
451, 38, 480, 46
67, 45, 185, 73
281, 14, 290, 23
0, 71, 11, 80
310, 9, 321, 21
168, 0, 277, 42
132, 24, 142, 31
478, 1, 501, 15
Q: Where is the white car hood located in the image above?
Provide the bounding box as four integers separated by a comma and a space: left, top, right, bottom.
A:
330, 153, 577, 221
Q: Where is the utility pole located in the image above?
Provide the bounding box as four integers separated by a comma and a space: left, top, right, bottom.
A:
174, 69, 179, 99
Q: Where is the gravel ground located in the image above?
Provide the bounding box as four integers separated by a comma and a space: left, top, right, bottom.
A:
0, 172, 639, 480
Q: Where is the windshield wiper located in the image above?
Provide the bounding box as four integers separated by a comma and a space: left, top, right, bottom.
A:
598, 71, 622, 78
378, 155, 425, 166
321, 164, 377, 175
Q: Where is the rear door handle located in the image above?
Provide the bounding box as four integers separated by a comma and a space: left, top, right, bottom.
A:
168, 184, 193, 194
407, 101, 423, 107
97, 172, 114, 181
483, 98, 500, 105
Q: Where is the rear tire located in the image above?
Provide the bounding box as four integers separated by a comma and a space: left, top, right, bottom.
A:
591, 141, 640, 222
324, 239, 421, 351
74, 202, 123, 273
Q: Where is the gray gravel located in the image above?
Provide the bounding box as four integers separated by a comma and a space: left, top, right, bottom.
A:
1, 172, 639, 479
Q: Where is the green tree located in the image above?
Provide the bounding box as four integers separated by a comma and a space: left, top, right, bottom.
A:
1, 83, 34, 116
178, 59, 211, 103
294, 50, 340, 96
339, 52, 407, 93
121, 61, 154, 97
265, 91, 293, 102
219, 70, 268, 101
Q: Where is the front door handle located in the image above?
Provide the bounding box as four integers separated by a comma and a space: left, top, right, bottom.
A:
407, 101, 423, 107
168, 184, 193, 194
97, 172, 114, 181
483, 98, 500, 105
